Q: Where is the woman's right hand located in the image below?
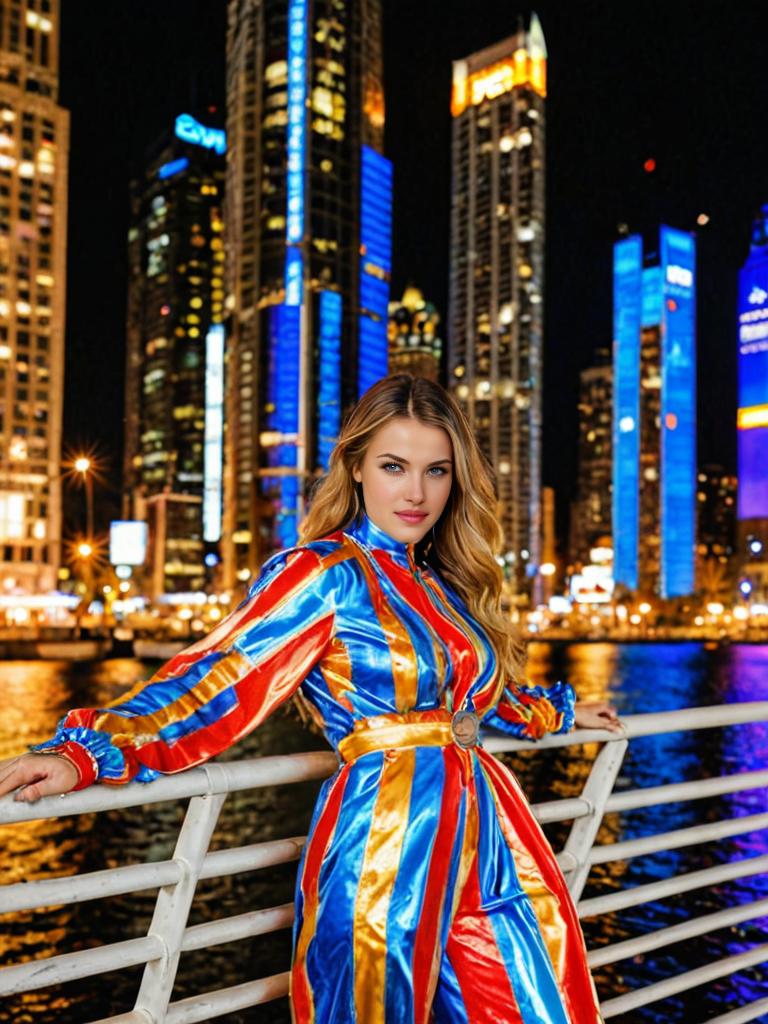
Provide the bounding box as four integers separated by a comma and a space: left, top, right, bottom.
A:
0, 753, 80, 803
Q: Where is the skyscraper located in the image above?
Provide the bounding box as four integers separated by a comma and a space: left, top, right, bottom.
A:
123, 113, 226, 595
448, 16, 547, 603
388, 285, 442, 381
224, 0, 391, 587
571, 352, 612, 566
736, 207, 768, 601
612, 226, 697, 598
0, 0, 69, 595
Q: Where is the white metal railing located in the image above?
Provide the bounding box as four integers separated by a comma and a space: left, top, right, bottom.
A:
1, 701, 767, 1023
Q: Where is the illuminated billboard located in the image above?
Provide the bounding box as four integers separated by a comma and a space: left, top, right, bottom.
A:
612, 235, 643, 591
570, 566, 615, 604
451, 50, 546, 117
358, 145, 392, 397
737, 217, 768, 521
660, 226, 696, 597
174, 114, 226, 155
203, 325, 224, 543
109, 521, 148, 566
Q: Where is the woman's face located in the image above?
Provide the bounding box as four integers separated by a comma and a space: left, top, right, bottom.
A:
352, 416, 454, 545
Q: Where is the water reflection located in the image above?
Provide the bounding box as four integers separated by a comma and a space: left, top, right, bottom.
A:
1, 645, 767, 1022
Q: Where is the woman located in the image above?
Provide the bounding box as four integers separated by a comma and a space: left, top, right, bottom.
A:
0, 374, 621, 1023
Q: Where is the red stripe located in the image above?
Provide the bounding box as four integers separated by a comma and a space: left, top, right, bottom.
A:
134, 612, 334, 772
291, 766, 350, 1021
477, 749, 599, 1020
412, 747, 464, 1024
446, 849, 524, 1024
373, 552, 479, 706
153, 548, 325, 680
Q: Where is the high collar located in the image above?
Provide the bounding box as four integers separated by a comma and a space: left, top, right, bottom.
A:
345, 510, 419, 569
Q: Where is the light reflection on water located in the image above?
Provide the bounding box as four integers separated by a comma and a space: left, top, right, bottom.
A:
0, 645, 767, 1023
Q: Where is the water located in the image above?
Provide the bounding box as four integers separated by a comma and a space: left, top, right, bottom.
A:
1, 643, 767, 1023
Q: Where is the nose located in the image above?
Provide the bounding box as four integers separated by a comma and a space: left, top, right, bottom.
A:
405, 472, 425, 504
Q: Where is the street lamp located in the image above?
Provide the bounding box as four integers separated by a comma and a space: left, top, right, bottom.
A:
74, 455, 95, 539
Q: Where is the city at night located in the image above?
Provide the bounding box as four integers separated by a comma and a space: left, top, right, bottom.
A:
1, 2, 767, 1023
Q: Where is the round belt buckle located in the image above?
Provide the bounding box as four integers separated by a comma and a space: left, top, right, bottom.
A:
451, 710, 479, 749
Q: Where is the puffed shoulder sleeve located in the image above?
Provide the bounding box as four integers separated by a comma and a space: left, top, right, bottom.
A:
483, 679, 576, 742
30, 545, 337, 786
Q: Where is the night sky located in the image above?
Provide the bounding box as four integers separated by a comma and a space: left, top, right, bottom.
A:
59, 0, 768, 531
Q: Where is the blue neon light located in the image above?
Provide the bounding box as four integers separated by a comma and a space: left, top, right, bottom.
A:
267, 304, 301, 548
174, 114, 226, 155
612, 235, 643, 591
660, 226, 696, 597
158, 156, 189, 180
203, 325, 225, 543
285, 0, 308, 249
737, 210, 768, 520
358, 145, 393, 397
317, 291, 342, 470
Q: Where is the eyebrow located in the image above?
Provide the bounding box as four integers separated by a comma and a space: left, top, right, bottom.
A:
375, 452, 453, 466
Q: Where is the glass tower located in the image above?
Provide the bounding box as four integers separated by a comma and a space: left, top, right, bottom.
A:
448, 16, 547, 603
0, 0, 68, 595
123, 114, 226, 595
224, 0, 391, 587
612, 226, 697, 598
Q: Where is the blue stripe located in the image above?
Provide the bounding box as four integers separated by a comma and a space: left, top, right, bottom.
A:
384, 746, 446, 1020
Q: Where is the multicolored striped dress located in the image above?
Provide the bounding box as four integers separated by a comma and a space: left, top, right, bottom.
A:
35, 511, 603, 1024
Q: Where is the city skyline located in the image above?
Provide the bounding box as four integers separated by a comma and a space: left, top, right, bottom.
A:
57, 2, 768, 536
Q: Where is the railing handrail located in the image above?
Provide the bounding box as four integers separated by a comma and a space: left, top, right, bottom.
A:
1, 699, 767, 1024
3, 701, 767, 825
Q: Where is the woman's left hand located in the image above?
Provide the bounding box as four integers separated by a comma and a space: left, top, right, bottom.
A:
573, 700, 624, 734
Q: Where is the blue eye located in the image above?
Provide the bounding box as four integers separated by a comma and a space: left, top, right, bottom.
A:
382, 462, 403, 473
380, 463, 449, 476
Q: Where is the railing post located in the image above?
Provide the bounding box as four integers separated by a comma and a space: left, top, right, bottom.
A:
562, 736, 628, 902
132, 792, 226, 1023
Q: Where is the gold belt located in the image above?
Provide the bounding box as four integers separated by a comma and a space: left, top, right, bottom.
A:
337, 709, 480, 763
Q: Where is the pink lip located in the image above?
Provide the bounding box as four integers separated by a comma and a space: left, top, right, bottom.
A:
396, 512, 428, 522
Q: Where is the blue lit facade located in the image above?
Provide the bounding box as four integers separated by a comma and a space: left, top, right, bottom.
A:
737, 208, 768, 524
612, 236, 643, 590
612, 227, 697, 597
225, 0, 389, 579
358, 145, 393, 397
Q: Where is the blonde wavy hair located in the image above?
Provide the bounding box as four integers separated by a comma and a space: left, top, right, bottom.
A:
298, 372, 525, 688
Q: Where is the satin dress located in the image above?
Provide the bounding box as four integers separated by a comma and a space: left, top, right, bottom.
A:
35, 511, 603, 1024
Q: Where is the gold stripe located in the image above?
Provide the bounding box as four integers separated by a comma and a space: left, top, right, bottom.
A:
319, 635, 356, 712
345, 535, 419, 712
353, 748, 415, 1023
94, 649, 254, 736
338, 720, 453, 762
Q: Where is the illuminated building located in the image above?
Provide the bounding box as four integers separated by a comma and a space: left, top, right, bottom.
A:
737, 207, 768, 601
0, 0, 68, 595
387, 285, 442, 381
224, 0, 391, 585
612, 226, 697, 598
695, 464, 736, 590
122, 113, 226, 595
571, 352, 612, 566
448, 15, 547, 602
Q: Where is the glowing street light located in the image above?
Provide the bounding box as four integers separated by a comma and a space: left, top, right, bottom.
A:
638, 602, 652, 615
77, 541, 93, 559
74, 456, 91, 474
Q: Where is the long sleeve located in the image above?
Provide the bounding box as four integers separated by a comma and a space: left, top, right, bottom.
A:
482, 679, 576, 742
31, 545, 336, 786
